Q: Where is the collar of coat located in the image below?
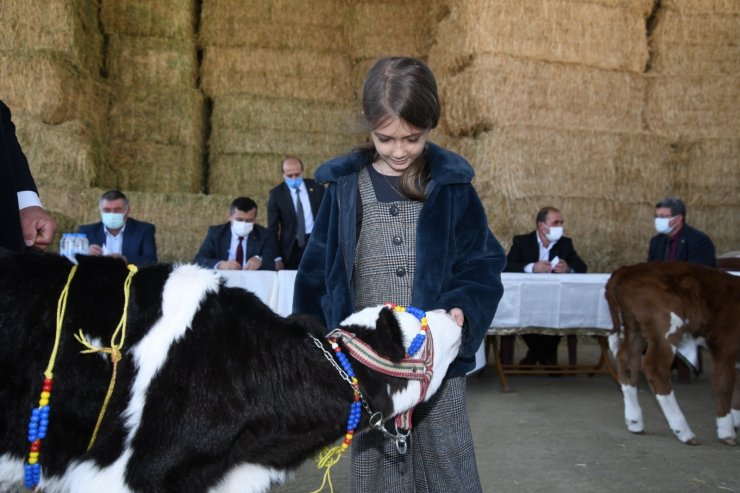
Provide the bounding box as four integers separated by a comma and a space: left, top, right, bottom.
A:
315, 141, 475, 186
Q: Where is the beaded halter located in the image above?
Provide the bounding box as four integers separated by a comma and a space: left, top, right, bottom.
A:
310, 304, 435, 492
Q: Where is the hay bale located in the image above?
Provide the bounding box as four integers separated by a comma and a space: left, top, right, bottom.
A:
0, 52, 108, 129
107, 35, 197, 88
650, 10, 739, 75
646, 75, 739, 140
13, 114, 101, 189
460, 125, 672, 203
347, 1, 433, 59
208, 152, 332, 198
100, 0, 196, 39
211, 95, 357, 135
210, 126, 360, 157
439, 54, 646, 136
200, 0, 348, 50
0, 0, 103, 75
429, 0, 651, 75
108, 88, 205, 146
681, 139, 740, 207
662, 0, 740, 14
105, 141, 203, 193
200, 47, 353, 103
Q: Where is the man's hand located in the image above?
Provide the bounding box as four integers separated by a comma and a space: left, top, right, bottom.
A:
448, 307, 465, 327
20, 206, 57, 250
275, 260, 285, 271
532, 260, 553, 273
89, 244, 104, 256
244, 256, 262, 271
218, 260, 242, 270
552, 260, 569, 273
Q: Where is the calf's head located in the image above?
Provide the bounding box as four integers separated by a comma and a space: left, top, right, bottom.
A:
337, 305, 462, 415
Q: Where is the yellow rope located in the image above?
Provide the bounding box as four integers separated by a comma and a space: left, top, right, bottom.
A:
309, 445, 347, 493
74, 264, 138, 451
44, 265, 78, 379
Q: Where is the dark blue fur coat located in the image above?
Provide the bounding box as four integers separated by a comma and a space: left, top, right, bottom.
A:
293, 142, 505, 377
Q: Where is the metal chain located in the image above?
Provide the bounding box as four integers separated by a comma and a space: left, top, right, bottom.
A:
310, 334, 410, 454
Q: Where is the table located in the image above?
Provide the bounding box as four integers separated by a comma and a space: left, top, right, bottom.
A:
485, 273, 618, 391
216, 270, 619, 390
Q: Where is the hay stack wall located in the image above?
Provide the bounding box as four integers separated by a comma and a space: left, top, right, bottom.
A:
429, 0, 738, 272
3, 0, 737, 267
100, 0, 205, 194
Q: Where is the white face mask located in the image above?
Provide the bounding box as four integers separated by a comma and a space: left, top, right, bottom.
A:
545, 226, 563, 242
231, 221, 254, 238
101, 212, 125, 230
654, 217, 673, 234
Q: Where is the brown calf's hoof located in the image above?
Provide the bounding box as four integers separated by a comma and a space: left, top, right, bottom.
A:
686, 437, 700, 445
719, 437, 737, 446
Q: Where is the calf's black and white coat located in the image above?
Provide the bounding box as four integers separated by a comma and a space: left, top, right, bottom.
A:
0, 251, 461, 492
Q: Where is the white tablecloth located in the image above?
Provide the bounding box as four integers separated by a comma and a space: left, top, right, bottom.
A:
215, 270, 615, 373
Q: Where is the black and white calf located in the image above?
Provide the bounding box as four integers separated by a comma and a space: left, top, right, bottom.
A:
0, 251, 462, 492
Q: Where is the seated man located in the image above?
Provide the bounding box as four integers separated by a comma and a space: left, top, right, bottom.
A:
194, 196, 277, 270
649, 197, 715, 267
78, 190, 157, 266
648, 196, 715, 382
504, 206, 587, 367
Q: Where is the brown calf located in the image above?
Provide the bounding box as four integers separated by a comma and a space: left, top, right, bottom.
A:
606, 261, 740, 444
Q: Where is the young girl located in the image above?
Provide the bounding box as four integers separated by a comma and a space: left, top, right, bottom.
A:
293, 56, 505, 493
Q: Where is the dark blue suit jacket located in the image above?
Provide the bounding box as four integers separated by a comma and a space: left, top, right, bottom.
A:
193, 222, 277, 270
647, 224, 715, 267
505, 231, 588, 273
78, 218, 157, 266
267, 179, 324, 262
1, 100, 37, 251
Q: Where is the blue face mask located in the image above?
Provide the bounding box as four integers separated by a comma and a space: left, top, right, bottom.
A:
101, 212, 125, 230
285, 177, 303, 189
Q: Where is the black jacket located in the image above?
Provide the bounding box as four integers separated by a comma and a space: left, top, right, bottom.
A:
266, 179, 324, 262
505, 231, 588, 273
1, 100, 37, 251
647, 224, 715, 267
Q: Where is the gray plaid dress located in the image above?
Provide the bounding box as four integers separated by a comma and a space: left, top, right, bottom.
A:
351, 166, 483, 493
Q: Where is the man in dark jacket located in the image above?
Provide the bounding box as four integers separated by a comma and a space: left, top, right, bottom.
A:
78, 190, 157, 266
194, 197, 277, 270
648, 197, 715, 267
1, 100, 56, 251
505, 206, 588, 366
267, 156, 324, 270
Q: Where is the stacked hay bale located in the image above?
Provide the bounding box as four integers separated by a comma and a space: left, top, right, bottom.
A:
646, 0, 740, 255
429, 0, 685, 272
100, 0, 205, 194
0, 0, 107, 245
200, 0, 360, 205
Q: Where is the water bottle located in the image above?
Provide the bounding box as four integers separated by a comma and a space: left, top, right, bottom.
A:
75, 234, 89, 261
60, 233, 75, 263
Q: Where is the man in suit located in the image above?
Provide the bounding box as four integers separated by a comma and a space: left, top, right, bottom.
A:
1, 99, 57, 251
267, 156, 324, 270
504, 206, 588, 367
195, 196, 277, 270
648, 197, 715, 267
78, 190, 157, 266
648, 197, 715, 383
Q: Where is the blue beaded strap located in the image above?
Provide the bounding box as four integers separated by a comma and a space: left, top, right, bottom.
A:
330, 341, 362, 450
383, 303, 429, 358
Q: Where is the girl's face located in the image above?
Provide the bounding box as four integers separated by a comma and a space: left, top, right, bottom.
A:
371, 118, 428, 176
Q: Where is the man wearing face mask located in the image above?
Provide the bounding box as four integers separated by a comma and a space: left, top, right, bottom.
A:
648, 197, 715, 267
194, 196, 277, 270
504, 206, 588, 366
78, 190, 157, 266
267, 156, 325, 270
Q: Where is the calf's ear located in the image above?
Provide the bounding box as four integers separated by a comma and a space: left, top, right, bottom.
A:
366, 307, 406, 362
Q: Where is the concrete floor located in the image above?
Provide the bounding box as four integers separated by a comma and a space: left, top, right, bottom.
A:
273, 337, 740, 493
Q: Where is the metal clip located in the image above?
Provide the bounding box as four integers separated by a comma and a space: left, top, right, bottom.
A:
394, 423, 410, 455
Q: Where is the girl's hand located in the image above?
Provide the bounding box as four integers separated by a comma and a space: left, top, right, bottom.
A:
448, 308, 465, 327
